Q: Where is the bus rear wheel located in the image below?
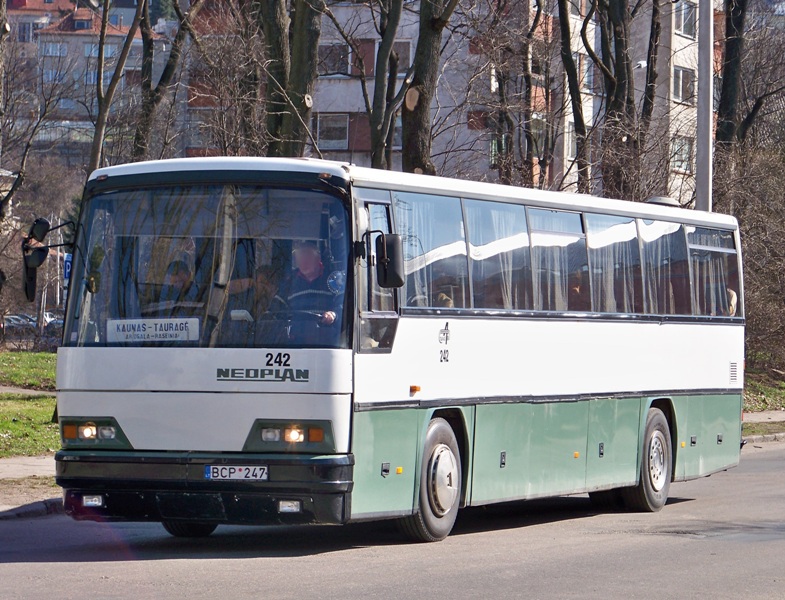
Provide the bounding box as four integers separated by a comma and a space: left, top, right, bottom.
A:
622, 407, 672, 512
162, 520, 217, 538
399, 418, 462, 542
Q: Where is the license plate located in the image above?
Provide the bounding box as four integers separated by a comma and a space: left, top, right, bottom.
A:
204, 465, 268, 480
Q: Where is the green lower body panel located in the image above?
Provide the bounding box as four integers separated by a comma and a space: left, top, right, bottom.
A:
672, 394, 743, 481
349, 409, 421, 520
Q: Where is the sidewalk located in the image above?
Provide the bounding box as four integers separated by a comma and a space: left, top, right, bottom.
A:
2, 410, 785, 520
0, 385, 55, 396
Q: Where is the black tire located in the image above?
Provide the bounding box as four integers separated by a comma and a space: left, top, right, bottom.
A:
161, 521, 217, 538
399, 418, 462, 542
622, 407, 672, 512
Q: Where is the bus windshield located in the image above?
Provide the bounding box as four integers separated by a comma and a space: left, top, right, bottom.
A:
64, 184, 350, 349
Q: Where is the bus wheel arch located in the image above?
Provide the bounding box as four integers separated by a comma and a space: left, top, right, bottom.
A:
400, 416, 462, 542
623, 405, 673, 512
649, 397, 677, 481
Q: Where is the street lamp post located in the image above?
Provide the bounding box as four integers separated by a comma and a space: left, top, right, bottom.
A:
695, 0, 714, 212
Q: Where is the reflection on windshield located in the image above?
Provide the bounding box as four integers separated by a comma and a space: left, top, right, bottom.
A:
65, 185, 350, 348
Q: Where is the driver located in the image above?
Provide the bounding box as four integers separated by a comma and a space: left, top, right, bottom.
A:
269, 240, 341, 343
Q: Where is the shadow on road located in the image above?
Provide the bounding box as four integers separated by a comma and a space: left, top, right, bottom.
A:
0, 494, 696, 564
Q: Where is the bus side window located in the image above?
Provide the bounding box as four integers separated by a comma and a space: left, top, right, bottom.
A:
640, 220, 691, 315
687, 227, 741, 317
392, 192, 469, 309
529, 208, 589, 312
359, 204, 398, 351
366, 205, 395, 313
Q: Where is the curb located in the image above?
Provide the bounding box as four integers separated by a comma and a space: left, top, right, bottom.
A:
0, 498, 63, 521
743, 433, 785, 444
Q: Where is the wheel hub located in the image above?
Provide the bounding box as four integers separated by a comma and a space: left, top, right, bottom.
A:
648, 430, 668, 492
429, 444, 459, 516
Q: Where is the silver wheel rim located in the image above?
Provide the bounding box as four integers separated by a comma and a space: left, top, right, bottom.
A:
648, 430, 668, 492
429, 443, 459, 516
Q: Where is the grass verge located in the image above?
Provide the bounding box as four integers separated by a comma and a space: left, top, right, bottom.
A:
742, 421, 785, 437
744, 370, 785, 412
0, 352, 57, 391
0, 395, 59, 458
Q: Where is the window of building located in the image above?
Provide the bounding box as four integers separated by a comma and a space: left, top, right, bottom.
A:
74, 19, 92, 31
42, 42, 68, 57
314, 113, 349, 149
17, 22, 33, 43
85, 43, 118, 58
570, 0, 581, 17
673, 66, 695, 104
566, 122, 577, 159
392, 114, 403, 149
670, 135, 694, 173
674, 2, 697, 39
393, 40, 411, 74
58, 98, 77, 110
43, 69, 65, 84
318, 43, 349, 76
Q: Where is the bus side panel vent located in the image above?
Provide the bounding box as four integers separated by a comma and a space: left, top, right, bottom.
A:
729, 362, 739, 384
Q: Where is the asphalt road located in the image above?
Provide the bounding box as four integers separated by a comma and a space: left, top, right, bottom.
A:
2, 442, 785, 600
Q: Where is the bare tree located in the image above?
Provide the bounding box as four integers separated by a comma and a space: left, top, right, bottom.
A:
87, 0, 145, 173
257, 0, 324, 157
401, 0, 460, 174
132, 0, 206, 160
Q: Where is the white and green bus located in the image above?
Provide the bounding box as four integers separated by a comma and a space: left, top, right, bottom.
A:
27, 157, 744, 541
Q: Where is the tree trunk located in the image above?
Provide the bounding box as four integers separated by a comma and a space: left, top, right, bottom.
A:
279, 0, 322, 157
258, 0, 291, 157
132, 0, 205, 161
401, 0, 459, 174
716, 0, 749, 145
557, 0, 589, 193
88, 0, 145, 173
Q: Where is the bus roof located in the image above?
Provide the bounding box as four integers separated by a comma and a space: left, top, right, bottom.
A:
88, 157, 737, 229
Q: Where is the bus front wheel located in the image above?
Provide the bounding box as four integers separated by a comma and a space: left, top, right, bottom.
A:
162, 520, 217, 538
400, 418, 462, 542
623, 407, 672, 512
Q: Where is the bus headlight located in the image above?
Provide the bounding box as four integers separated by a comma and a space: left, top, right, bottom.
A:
61, 418, 130, 449
245, 420, 335, 452
78, 422, 97, 440
261, 428, 281, 442
284, 428, 305, 443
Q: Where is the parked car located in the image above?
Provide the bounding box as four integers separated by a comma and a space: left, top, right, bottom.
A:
2, 315, 36, 340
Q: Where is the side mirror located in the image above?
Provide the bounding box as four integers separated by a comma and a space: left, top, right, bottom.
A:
28, 218, 51, 243
22, 245, 50, 302
375, 233, 404, 289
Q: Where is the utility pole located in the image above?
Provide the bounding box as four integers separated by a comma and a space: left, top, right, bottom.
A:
695, 0, 714, 212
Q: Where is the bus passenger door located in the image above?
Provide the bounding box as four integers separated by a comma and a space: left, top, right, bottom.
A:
351, 200, 415, 520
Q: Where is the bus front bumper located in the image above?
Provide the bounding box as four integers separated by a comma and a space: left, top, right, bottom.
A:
55, 451, 353, 526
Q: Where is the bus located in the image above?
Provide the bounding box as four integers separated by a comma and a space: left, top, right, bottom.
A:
25, 157, 744, 541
